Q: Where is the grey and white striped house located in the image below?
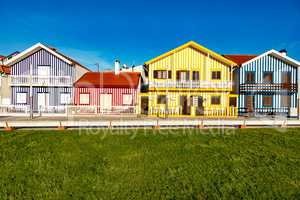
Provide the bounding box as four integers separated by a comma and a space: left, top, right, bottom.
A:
225, 50, 300, 117
3, 43, 90, 113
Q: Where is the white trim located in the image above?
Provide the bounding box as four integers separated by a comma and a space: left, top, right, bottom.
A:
242, 49, 300, 67
4, 43, 73, 66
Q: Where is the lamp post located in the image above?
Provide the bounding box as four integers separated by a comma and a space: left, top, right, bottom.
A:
30, 63, 33, 119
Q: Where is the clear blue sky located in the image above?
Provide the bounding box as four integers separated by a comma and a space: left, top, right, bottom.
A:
0, 0, 299, 71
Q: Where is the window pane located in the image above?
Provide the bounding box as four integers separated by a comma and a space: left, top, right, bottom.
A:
80, 93, 90, 105
211, 96, 221, 105
281, 95, 291, 107
263, 72, 273, 83
212, 71, 221, 80
16, 93, 27, 104
123, 94, 132, 105
157, 95, 167, 104
246, 72, 255, 83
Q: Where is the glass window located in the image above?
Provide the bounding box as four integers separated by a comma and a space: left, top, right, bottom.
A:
263, 72, 273, 83
16, 92, 27, 104
229, 97, 237, 107
79, 93, 90, 105
211, 96, 221, 105
281, 72, 291, 84
157, 95, 167, 104
153, 70, 171, 79
192, 71, 199, 81
60, 93, 71, 105
212, 71, 221, 80
245, 71, 255, 83
123, 94, 132, 105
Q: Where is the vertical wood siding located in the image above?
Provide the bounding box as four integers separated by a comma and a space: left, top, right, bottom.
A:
10, 49, 75, 109
239, 54, 297, 112
74, 87, 138, 106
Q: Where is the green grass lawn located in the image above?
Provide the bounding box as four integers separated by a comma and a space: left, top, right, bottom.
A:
1, 128, 300, 199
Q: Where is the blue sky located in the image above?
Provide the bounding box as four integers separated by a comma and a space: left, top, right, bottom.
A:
0, 0, 299, 71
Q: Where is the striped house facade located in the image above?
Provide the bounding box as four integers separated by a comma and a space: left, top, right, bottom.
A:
226, 50, 299, 116
4, 43, 89, 113
74, 72, 141, 114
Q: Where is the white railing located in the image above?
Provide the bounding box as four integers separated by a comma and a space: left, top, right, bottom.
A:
149, 80, 233, 89
0, 105, 30, 116
9, 75, 72, 86
67, 106, 136, 115
149, 106, 237, 117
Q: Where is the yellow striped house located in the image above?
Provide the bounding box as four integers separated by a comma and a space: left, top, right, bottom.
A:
141, 41, 238, 118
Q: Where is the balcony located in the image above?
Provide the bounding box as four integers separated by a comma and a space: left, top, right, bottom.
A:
9, 75, 72, 87
149, 80, 233, 89
240, 83, 297, 93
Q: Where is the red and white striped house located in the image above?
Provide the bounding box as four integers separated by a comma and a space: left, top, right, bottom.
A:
74, 71, 141, 114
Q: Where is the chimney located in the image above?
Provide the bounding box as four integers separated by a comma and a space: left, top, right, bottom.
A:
279, 49, 287, 56
115, 60, 120, 75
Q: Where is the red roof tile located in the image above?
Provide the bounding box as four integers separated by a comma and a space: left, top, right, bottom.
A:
75, 72, 141, 88
223, 55, 257, 66
0, 55, 5, 61
0, 65, 11, 74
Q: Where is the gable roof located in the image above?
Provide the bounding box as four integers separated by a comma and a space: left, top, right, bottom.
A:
223, 55, 257, 66
242, 49, 300, 67
0, 55, 5, 61
145, 41, 237, 66
74, 72, 141, 88
3, 43, 90, 72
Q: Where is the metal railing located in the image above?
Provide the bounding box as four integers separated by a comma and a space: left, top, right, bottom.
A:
240, 83, 297, 93
67, 106, 136, 115
9, 75, 72, 86
149, 80, 233, 89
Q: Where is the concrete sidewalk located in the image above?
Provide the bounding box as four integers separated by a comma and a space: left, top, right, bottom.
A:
0, 117, 299, 129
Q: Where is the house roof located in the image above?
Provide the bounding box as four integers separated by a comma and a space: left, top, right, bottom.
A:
0, 55, 5, 61
145, 41, 237, 66
242, 49, 300, 67
223, 55, 257, 66
74, 72, 141, 88
0, 65, 11, 74
3, 43, 90, 71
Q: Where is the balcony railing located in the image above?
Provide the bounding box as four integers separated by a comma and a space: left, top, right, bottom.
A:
240, 83, 297, 93
149, 81, 233, 89
9, 75, 72, 86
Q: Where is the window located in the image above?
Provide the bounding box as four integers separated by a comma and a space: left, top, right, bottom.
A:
229, 97, 237, 107
263, 96, 273, 107
212, 71, 221, 80
245, 71, 255, 83
1, 98, 10, 105
211, 96, 221, 105
16, 92, 27, 104
37, 66, 50, 76
153, 70, 171, 79
79, 93, 90, 105
60, 93, 71, 105
281, 72, 291, 84
176, 71, 189, 81
192, 71, 199, 81
263, 72, 273, 83
281, 95, 291, 107
157, 95, 167, 104
123, 94, 132, 105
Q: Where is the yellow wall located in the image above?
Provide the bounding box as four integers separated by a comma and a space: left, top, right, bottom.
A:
148, 46, 233, 91
144, 42, 237, 118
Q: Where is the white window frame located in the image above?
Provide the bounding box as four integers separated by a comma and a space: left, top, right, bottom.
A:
16, 92, 27, 104
60, 93, 71, 105
79, 93, 90, 105
123, 94, 133, 105
37, 66, 50, 77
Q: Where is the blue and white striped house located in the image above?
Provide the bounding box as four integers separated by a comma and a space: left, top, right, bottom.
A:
225, 50, 300, 117
3, 43, 90, 114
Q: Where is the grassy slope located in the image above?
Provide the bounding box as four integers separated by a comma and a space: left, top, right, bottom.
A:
0, 128, 300, 199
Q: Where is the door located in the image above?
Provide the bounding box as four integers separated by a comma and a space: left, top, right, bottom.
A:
180, 96, 190, 115
140, 96, 149, 115
100, 94, 112, 113
245, 95, 255, 113
38, 93, 49, 111
196, 96, 204, 116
